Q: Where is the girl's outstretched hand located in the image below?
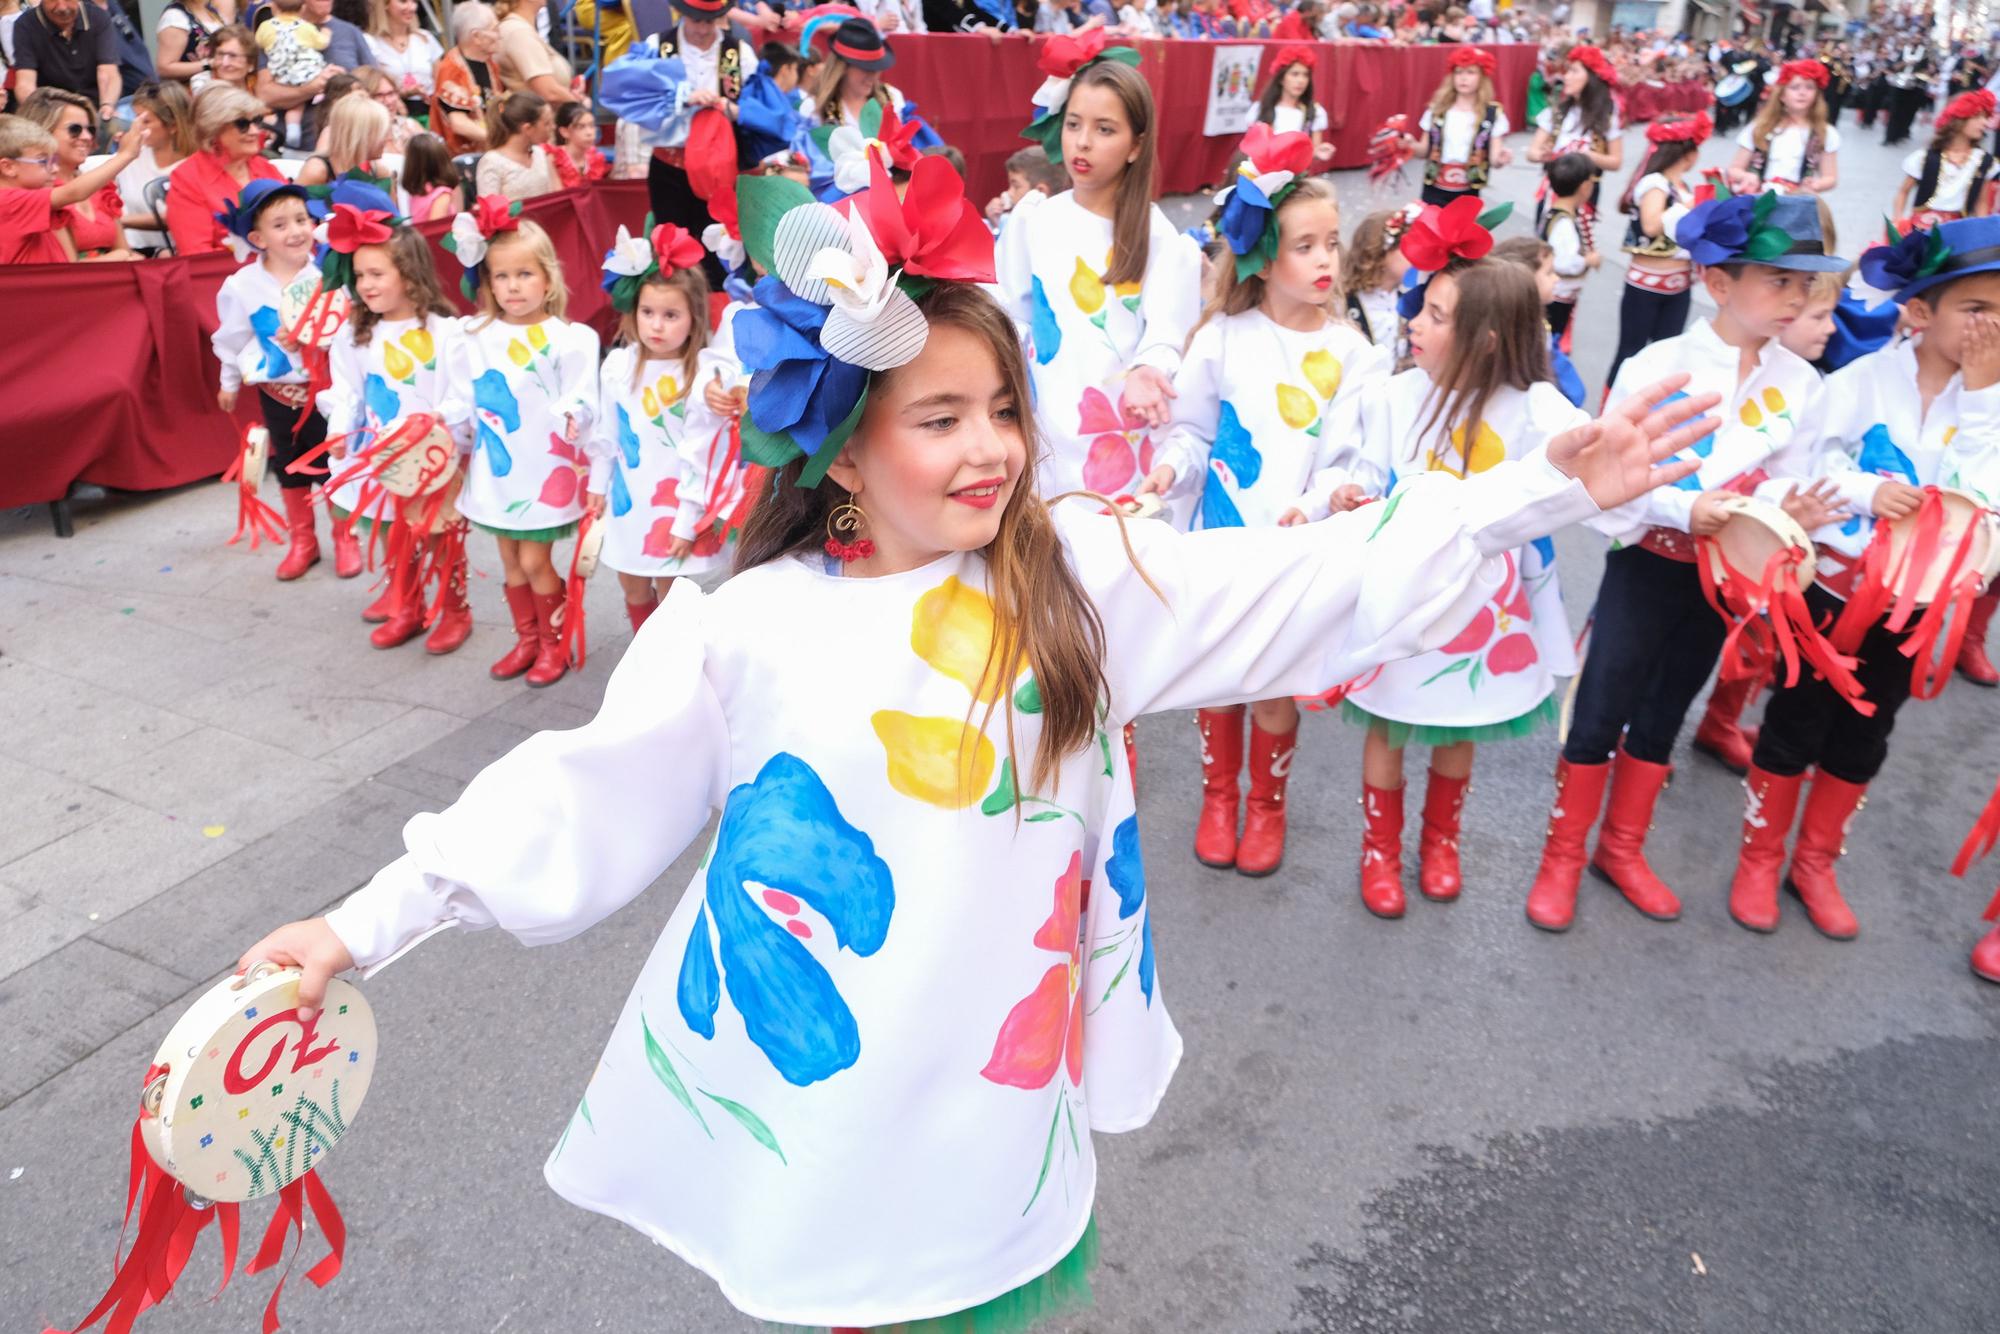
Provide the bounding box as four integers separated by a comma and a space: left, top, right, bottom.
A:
1546, 373, 1718, 513
1121, 366, 1177, 428
238, 918, 355, 1017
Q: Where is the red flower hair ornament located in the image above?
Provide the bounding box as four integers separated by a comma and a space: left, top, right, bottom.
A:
322, 201, 394, 253
1567, 44, 1618, 88
1271, 44, 1316, 75
1647, 111, 1713, 146
1777, 58, 1830, 89
1021, 30, 1140, 162
1399, 194, 1508, 273
1940, 88, 1998, 128
1448, 46, 1497, 78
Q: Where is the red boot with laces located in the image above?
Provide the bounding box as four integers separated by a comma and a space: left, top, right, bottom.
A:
1359, 782, 1406, 918
1726, 766, 1803, 933
1524, 758, 1610, 932
1193, 707, 1243, 868
490, 583, 540, 679
1236, 723, 1295, 877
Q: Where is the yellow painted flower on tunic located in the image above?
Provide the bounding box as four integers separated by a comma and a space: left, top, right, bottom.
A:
1302, 349, 1342, 400
642, 385, 661, 421
526, 323, 549, 353
1760, 386, 1793, 426
1739, 398, 1768, 432
1275, 384, 1318, 430
400, 328, 436, 369
382, 342, 415, 384
1104, 248, 1140, 300
507, 338, 532, 367
1431, 422, 1505, 476
1069, 258, 1106, 315
871, 710, 996, 809
911, 576, 1021, 704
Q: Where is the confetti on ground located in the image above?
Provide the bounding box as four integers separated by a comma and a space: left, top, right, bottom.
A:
87, 912, 99, 922
158, 565, 172, 573
9, 1168, 21, 1181
119, 607, 135, 615
1692, 1253, 1706, 1275
202, 824, 226, 838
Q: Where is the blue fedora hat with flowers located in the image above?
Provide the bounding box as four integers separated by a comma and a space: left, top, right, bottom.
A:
1675, 191, 1847, 273
1860, 215, 2000, 305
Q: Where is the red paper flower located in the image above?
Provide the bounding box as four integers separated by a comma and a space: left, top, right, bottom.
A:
1567, 44, 1618, 88
854, 154, 995, 282
1239, 121, 1315, 177
1399, 195, 1494, 273
649, 222, 707, 275
872, 101, 925, 172
1037, 28, 1110, 78
1448, 46, 1496, 77
1647, 111, 1712, 146
1940, 88, 1997, 127
708, 182, 740, 239
1777, 58, 1829, 89
1271, 43, 1315, 75
323, 203, 393, 253
473, 194, 523, 238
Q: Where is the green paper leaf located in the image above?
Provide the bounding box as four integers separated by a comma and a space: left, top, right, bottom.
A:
1015, 676, 1043, 714
1475, 201, 1514, 230
981, 756, 1019, 815
897, 274, 936, 301
700, 1090, 787, 1164
1920, 227, 1951, 278
1021, 110, 1065, 164
738, 418, 799, 468
1104, 45, 1142, 67
797, 391, 867, 489
1744, 225, 1792, 261
1884, 214, 1903, 246
738, 173, 816, 279
1752, 190, 1778, 226
642, 1014, 711, 1137
859, 98, 883, 141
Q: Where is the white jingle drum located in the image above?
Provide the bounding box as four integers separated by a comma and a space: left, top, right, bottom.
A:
242, 426, 271, 491
1699, 494, 1816, 592
279, 271, 347, 350
572, 513, 605, 580
140, 961, 376, 1203
1880, 486, 1999, 604
372, 422, 458, 500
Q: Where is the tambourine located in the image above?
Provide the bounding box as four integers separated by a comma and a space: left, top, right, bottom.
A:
372, 423, 458, 500
242, 425, 271, 491
1699, 494, 1817, 594
1715, 74, 1754, 106
142, 961, 377, 1203
1878, 486, 1998, 605
1112, 492, 1166, 521
279, 273, 347, 350
571, 512, 606, 580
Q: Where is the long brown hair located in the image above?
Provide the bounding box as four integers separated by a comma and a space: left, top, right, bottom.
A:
349, 227, 458, 346
1426, 67, 1495, 120
1253, 56, 1317, 132
1341, 208, 1400, 296
736, 284, 1112, 794
1190, 178, 1346, 341
813, 55, 892, 126
1617, 139, 1698, 213
1747, 77, 1828, 154
618, 268, 711, 394
1072, 61, 1157, 289
134, 80, 201, 159
485, 89, 547, 149
1414, 261, 1551, 469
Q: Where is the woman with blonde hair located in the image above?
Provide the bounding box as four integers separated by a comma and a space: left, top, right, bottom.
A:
166, 82, 286, 254
118, 80, 202, 251
298, 91, 396, 191
808, 16, 904, 127
363, 0, 442, 116
18, 89, 137, 260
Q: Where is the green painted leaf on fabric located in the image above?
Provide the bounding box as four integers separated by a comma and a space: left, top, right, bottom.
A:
738, 173, 816, 279
981, 756, 1019, 815
700, 1090, 787, 1164
642, 1013, 712, 1137
579, 1094, 595, 1130
1475, 201, 1514, 231
1022, 1098, 1063, 1214
1026, 809, 1065, 823
1015, 676, 1043, 714
1098, 728, 1113, 776
1366, 489, 1404, 540
1419, 656, 1474, 687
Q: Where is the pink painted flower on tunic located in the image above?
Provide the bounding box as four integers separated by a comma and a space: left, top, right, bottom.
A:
980, 850, 1087, 1091
1077, 387, 1155, 495
538, 433, 586, 508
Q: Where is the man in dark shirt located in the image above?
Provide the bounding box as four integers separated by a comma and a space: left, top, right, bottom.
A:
12, 0, 122, 123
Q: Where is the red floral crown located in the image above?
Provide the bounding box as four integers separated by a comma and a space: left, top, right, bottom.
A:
1566, 44, 1617, 88
1448, 47, 1497, 78
1940, 88, 1997, 128
1777, 58, 1829, 89
1646, 111, 1712, 146
1271, 44, 1316, 75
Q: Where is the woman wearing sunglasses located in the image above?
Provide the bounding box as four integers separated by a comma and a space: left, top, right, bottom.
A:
166, 82, 284, 254
16, 88, 137, 259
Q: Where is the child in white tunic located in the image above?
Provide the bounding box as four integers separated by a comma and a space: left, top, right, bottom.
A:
593, 222, 742, 632
239, 166, 1719, 1334
1144, 142, 1392, 878
449, 211, 601, 688
995, 35, 1201, 513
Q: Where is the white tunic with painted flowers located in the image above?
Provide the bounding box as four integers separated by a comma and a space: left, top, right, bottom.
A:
323, 464, 1600, 1329
993, 190, 1202, 512
451, 315, 600, 534
316, 314, 471, 523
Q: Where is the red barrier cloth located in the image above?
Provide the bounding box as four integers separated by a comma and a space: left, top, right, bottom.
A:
882, 33, 1536, 196
1621, 78, 1714, 123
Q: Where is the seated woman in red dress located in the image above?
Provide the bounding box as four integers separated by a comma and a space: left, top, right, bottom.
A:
167, 84, 286, 256
16, 89, 136, 260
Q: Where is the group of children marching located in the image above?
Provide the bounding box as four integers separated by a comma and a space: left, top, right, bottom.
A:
211, 33, 2000, 1001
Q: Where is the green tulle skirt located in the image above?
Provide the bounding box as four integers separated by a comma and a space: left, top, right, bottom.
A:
1341, 695, 1559, 748
783, 1216, 1099, 1334
327, 502, 375, 533
469, 518, 579, 542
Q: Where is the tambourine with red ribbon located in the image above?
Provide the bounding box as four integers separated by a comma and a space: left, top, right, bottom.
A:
44, 962, 374, 1334
288, 414, 462, 615
1695, 495, 1875, 715
562, 510, 599, 670
278, 273, 347, 441
1829, 486, 2000, 699
219, 426, 286, 551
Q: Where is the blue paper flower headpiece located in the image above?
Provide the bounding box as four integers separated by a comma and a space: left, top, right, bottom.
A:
1215, 123, 1316, 282
1860, 215, 2000, 304
1674, 191, 1846, 273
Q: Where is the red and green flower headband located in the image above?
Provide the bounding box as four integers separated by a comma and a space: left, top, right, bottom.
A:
441, 195, 524, 301
1020, 30, 1141, 164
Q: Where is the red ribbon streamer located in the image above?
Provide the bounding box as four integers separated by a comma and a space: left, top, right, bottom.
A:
283, 281, 345, 443
1695, 535, 1876, 717
218, 429, 285, 551
562, 510, 593, 671
1828, 486, 1982, 700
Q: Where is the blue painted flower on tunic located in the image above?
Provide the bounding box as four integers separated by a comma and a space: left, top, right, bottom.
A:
363, 372, 400, 430
1840, 423, 1920, 535
1658, 390, 1717, 491
608, 404, 642, 517
1029, 275, 1061, 366
249, 306, 295, 381
678, 752, 896, 1087
473, 369, 520, 477
1104, 813, 1154, 1005
1201, 402, 1262, 530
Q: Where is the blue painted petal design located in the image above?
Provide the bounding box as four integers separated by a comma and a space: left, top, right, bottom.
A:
473, 369, 519, 477
1656, 390, 1715, 489
1858, 423, 1919, 485
610, 461, 633, 517
690, 752, 896, 1086
1531, 535, 1557, 568
249, 306, 294, 381
617, 403, 642, 468
677, 905, 720, 1037
1029, 275, 1062, 366
1212, 401, 1262, 489
1202, 463, 1246, 529
1138, 910, 1155, 1005
1106, 814, 1146, 920
363, 372, 401, 430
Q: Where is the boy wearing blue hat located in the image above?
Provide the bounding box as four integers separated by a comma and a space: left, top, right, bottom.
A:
210, 178, 354, 582
1526, 191, 1850, 934
1729, 216, 2000, 946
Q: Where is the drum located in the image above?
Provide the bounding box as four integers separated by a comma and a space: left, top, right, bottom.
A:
572, 511, 606, 580
1879, 485, 1998, 604
372, 421, 458, 500
279, 272, 348, 350
1698, 494, 1816, 593
242, 425, 270, 491
1716, 74, 1754, 106
141, 961, 377, 1203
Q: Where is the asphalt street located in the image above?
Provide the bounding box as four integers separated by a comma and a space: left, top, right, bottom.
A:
4, 104, 1999, 1334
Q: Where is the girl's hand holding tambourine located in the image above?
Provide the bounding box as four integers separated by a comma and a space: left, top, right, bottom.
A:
238, 918, 354, 1017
